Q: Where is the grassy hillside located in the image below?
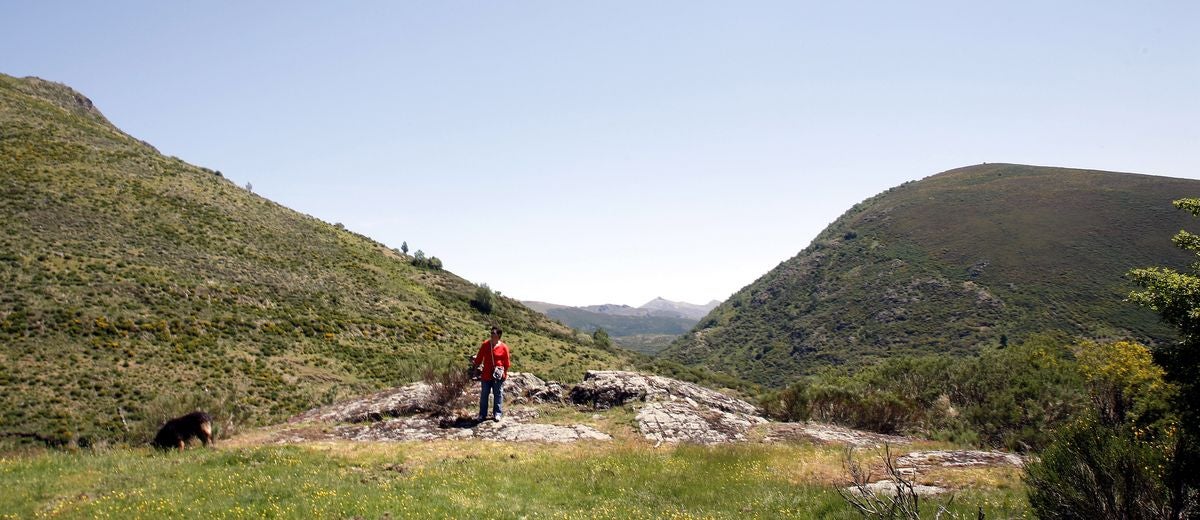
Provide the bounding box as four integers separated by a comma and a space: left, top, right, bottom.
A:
0, 74, 632, 445
663, 163, 1199, 387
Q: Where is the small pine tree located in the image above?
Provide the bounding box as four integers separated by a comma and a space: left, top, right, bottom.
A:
401, 241, 409, 255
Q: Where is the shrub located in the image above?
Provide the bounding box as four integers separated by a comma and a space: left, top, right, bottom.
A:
1025, 339, 1193, 519
421, 359, 472, 417
760, 379, 811, 422
592, 328, 612, 349
1025, 416, 1181, 519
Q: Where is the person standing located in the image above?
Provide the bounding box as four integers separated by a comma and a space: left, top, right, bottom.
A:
474, 326, 510, 422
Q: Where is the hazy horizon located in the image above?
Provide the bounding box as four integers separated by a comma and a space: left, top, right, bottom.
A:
3, 1, 1197, 307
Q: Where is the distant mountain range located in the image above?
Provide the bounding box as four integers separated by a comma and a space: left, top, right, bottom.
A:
523, 298, 721, 354
661, 163, 1200, 387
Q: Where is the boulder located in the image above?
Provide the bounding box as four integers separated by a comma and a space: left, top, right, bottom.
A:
503, 372, 565, 404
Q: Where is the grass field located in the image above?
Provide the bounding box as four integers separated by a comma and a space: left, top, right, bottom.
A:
0, 437, 1030, 519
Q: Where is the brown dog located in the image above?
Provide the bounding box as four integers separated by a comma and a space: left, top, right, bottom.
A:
152, 411, 214, 450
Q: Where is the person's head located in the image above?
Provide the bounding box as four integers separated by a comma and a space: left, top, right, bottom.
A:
490, 326, 502, 340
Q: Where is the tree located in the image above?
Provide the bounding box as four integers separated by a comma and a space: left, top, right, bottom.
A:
1025, 340, 1181, 519
1074, 340, 1172, 427
471, 284, 495, 314
1128, 197, 1200, 505
592, 328, 612, 349
401, 241, 409, 255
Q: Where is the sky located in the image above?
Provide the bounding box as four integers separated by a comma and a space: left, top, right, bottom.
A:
3, 1, 1198, 307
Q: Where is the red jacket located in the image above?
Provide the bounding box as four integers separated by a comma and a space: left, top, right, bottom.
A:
473, 340, 510, 381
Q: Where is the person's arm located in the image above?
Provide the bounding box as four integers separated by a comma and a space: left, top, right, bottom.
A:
473, 342, 486, 367
498, 345, 511, 370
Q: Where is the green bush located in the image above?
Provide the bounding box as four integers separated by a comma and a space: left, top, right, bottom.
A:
470, 284, 495, 314
1025, 417, 1181, 519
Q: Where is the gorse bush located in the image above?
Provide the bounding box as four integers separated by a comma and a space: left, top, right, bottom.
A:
1025, 416, 1182, 520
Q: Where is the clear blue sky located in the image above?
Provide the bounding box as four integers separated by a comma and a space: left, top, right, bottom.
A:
3, 1, 1198, 306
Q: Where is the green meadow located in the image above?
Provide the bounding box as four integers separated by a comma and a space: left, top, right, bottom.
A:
0, 440, 1029, 519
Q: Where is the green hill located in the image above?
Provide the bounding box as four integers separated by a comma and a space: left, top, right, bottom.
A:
0, 74, 631, 445
662, 163, 1199, 387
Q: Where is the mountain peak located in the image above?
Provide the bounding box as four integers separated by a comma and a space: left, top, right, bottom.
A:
639, 298, 721, 320
4, 75, 111, 126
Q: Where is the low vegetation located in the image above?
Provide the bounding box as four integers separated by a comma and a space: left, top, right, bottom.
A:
758, 333, 1086, 451
0, 439, 1030, 519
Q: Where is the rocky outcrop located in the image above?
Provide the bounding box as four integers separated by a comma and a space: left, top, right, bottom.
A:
276, 370, 1034, 459
838, 450, 1025, 498
570, 371, 766, 444
846, 481, 949, 497
282, 370, 768, 445
288, 382, 434, 424
569, 371, 761, 416
287, 373, 564, 424
272, 409, 610, 444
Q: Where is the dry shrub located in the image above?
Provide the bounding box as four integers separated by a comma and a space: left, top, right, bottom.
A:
422, 359, 472, 417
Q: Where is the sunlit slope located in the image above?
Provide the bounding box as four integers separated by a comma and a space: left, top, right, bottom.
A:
0, 74, 627, 444
663, 163, 1199, 387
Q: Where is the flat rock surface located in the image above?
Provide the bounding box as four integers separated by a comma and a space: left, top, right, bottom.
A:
637, 401, 767, 444
273, 409, 611, 444
845, 481, 949, 497
896, 450, 1026, 468
760, 422, 912, 447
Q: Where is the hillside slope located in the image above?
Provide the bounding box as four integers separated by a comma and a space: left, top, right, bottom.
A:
0, 74, 629, 444
662, 164, 1199, 387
